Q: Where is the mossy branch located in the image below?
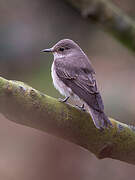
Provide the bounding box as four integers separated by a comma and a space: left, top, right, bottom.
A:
0, 76, 135, 165
66, 0, 135, 52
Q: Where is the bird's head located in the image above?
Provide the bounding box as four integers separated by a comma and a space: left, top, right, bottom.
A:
41, 39, 82, 59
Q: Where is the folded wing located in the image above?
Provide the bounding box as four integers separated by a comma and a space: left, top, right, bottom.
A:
55, 61, 104, 113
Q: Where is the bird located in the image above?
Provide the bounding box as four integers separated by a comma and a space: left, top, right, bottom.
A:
41, 39, 112, 129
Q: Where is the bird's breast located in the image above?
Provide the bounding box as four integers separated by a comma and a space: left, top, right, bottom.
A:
51, 61, 73, 97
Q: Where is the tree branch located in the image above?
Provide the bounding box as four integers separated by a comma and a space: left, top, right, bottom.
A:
66, 0, 135, 52
0, 76, 135, 165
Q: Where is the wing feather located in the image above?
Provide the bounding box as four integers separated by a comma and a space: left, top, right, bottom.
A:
55, 61, 104, 112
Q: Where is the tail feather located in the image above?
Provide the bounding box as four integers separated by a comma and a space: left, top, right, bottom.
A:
88, 107, 112, 129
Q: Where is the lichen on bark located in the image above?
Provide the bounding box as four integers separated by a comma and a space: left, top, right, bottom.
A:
0, 76, 135, 165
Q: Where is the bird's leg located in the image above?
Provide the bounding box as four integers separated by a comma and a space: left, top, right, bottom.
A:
76, 104, 86, 112
59, 96, 70, 103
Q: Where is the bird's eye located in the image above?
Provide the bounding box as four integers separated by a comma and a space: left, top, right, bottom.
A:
59, 47, 65, 52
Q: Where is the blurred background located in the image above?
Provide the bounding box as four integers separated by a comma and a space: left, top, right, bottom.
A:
0, 0, 135, 179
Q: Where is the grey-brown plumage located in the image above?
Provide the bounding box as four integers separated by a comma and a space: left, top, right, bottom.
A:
41, 39, 112, 129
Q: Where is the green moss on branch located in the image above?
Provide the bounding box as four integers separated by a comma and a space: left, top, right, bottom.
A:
0, 76, 135, 165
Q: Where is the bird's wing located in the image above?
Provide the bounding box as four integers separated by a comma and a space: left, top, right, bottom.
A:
55, 61, 104, 112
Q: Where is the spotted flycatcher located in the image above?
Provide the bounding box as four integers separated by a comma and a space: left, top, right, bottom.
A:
41, 39, 112, 129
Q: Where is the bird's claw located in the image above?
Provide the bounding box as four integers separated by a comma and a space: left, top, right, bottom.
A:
58, 96, 69, 103
76, 104, 86, 112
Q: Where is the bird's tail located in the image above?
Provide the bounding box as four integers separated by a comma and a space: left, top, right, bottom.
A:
88, 107, 112, 129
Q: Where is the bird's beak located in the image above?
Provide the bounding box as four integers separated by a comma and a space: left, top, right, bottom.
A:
40, 48, 53, 53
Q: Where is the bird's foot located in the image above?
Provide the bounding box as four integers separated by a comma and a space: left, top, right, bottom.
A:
99, 118, 113, 130
76, 104, 86, 112
104, 119, 113, 129
59, 96, 69, 103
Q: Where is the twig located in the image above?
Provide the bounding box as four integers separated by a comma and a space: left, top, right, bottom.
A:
66, 0, 135, 52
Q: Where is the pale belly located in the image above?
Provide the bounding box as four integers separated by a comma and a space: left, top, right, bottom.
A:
51, 62, 73, 97
51, 62, 88, 109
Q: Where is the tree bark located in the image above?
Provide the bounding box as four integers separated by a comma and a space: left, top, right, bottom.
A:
0, 76, 135, 165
